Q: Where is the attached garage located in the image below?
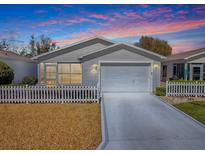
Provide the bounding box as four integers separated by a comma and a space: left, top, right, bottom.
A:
81, 43, 165, 93
100, 62, 152, 92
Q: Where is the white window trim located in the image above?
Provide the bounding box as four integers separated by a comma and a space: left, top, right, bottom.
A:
40, 62, 82, 85
189, 64, 203, 80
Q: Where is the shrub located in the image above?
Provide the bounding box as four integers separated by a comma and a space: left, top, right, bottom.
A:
169, 80, 205, 83
155, 87, 166, 96
22, 76, 37, 85
0, 61, 14, 84
0, 84, 27, 87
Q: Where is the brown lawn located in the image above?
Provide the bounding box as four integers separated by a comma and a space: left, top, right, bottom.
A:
0, 103, 101, 150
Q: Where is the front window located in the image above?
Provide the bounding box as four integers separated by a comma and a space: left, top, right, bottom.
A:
58, 63, 82, 84
45, 64, 57, 85
58, 64, 70, 84
40, 63, 45, 83
40, 63, 82, 85
193, 67, 201, 80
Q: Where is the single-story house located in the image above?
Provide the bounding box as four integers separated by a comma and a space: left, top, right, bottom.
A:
162, 48, 205, 81
0, 50, 37, 83
32, 37, 165, 92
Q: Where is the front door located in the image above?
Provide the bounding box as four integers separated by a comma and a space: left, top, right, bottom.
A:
190, 64, 203, 80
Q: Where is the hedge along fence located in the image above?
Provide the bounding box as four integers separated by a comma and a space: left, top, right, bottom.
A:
166, 81, 205, 97
155, 87, 166, 96
0, 85, 100, 103
168, 80, 205, 83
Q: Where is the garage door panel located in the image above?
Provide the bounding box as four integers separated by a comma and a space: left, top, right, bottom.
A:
101, 63, 151, 92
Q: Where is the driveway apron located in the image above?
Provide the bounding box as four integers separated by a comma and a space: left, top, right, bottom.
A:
102, 93, 205, 150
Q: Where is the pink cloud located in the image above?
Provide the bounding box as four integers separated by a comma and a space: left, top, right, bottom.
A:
37, 20, 59, 26
143, 8, 172, 16
171, 41, 200, 54
54, 39, 74, 46
65, 17, 102, 25
139, 4, 149, 8
54, 38, 80, 46
54, 18, 205, 53
63, 4, 72, 7
177, 10, 189, 15
192, 6, 205, 14
69, 19, 205, 40
89, 13, 109, 20
192, 5, 205, 11
34, 10, 48, 14
124, 11, 143, 19
113, 12, 125, 19
36, 16, 101, 27
164, 13, 175, 18
87, 12, 116, 23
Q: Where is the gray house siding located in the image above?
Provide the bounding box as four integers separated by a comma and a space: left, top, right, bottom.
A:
163, 62, 173, 81
162, 61, 176, 81
40, 43, 109, 63
0, 58, 37, 84
152, 61, 161, 90
82, 49, 161, 90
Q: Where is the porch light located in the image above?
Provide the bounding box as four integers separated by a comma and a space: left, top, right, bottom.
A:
154, 64, 159, 68
91, 64, 98, 74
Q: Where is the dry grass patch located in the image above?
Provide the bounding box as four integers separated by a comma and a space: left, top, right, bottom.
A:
0, 103, 101, 150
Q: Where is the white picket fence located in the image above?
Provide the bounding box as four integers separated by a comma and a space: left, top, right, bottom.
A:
166, 81, 205, 97
0, 85, 99, 103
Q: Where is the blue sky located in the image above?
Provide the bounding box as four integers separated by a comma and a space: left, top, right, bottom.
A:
0, 4, 205, 53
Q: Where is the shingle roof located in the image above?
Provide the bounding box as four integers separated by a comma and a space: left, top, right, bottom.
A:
0, 50, 35, 62
80, 43, 166, 62
32, 36, 116, 61
165, 48, 205, 61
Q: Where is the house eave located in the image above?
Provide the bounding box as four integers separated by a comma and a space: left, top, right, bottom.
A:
81, 43, 166, 62
31, 36, 116, 62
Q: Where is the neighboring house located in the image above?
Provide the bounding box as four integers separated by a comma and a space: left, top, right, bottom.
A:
32, 37, 165, 92
0, 51, 37, 83
162, 48, 205, 81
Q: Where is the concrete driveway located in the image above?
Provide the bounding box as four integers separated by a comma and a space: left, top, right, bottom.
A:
101, 93, 205, 150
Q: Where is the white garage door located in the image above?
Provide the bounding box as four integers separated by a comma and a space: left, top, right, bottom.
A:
100, 63, 151, 92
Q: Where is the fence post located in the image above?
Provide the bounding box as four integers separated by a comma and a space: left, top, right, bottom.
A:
195, 81, 198, 98
98, 87, 101, 103
61, 85, 64, 104
166, 81, 168, 96
26, 85, 29, 104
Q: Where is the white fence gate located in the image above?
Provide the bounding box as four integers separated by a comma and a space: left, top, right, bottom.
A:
0, 85, 99, 103
166, 81, 205, 97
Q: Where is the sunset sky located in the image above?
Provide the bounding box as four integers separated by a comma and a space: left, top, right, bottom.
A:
0, 4, 205, 54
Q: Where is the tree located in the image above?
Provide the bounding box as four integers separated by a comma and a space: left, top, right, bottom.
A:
29, 34, 58, 56
0, 39, 10, 51
29, 34, 36, 56
135, 36, 172, 56
19, 47, 33, 57
0, 61, 14, 84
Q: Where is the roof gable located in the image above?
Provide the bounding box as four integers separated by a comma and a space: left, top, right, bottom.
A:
32, 36, 115, 61
80, 43, 166, 62
165, 48, 205, 62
